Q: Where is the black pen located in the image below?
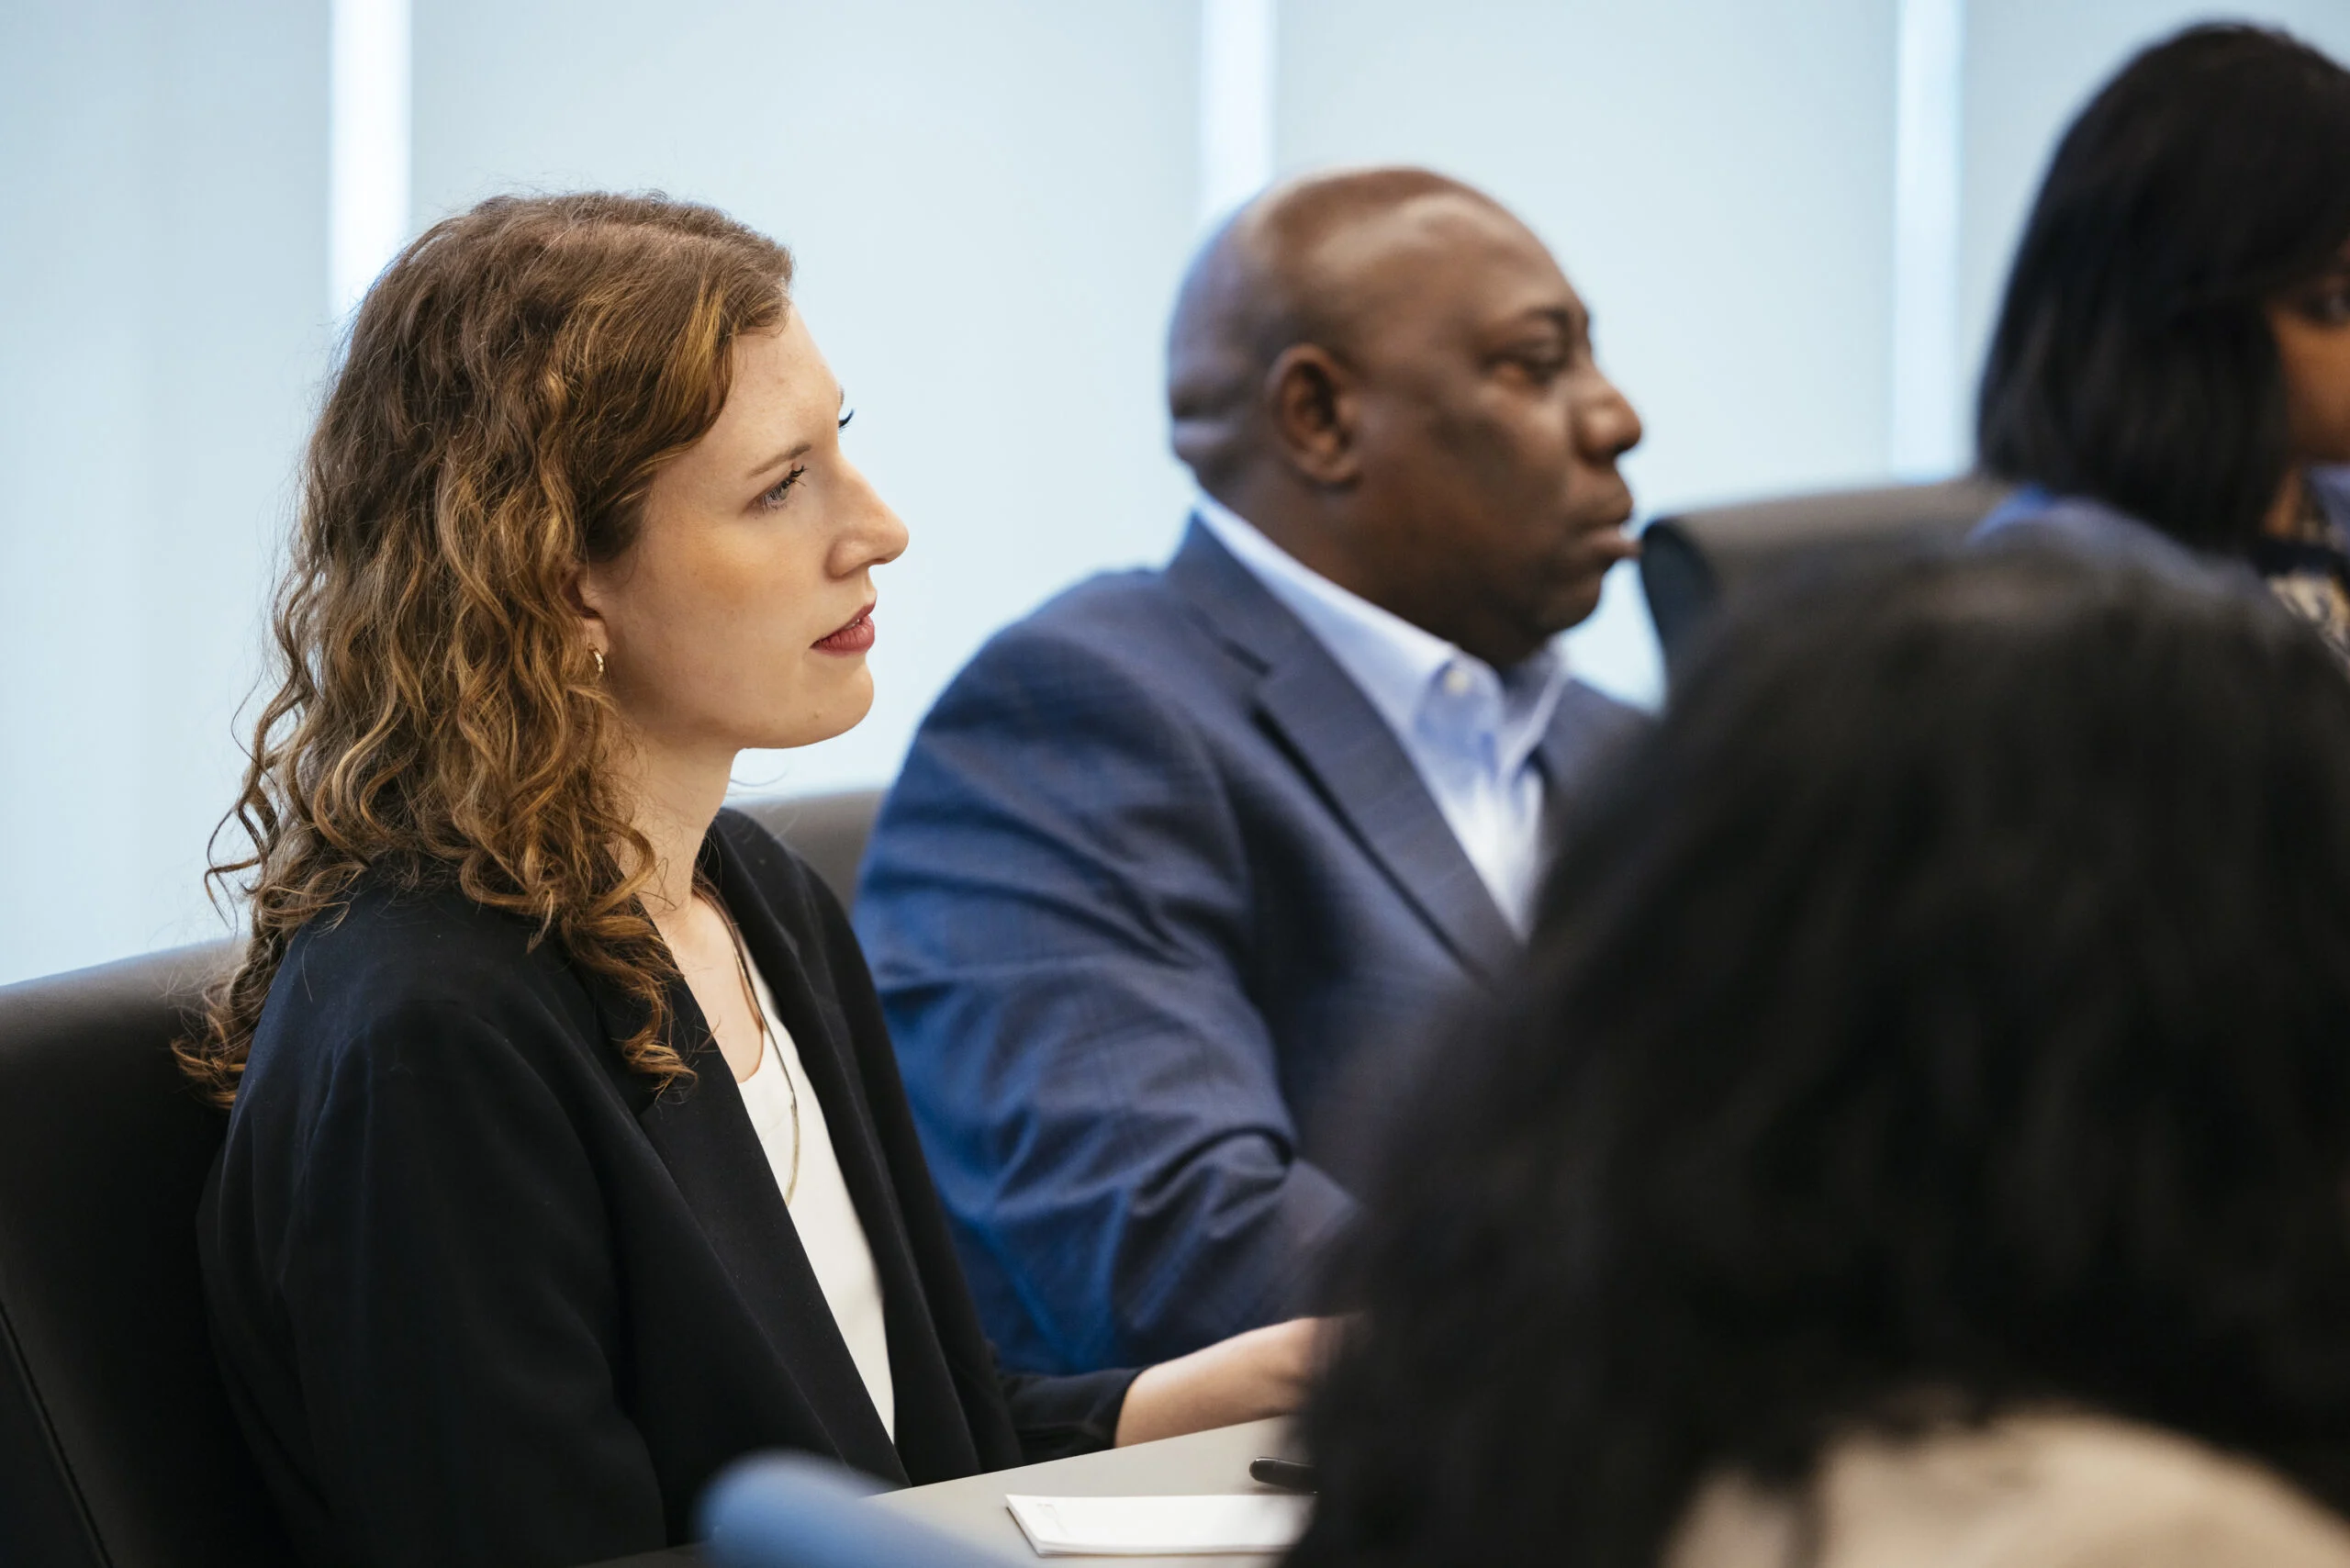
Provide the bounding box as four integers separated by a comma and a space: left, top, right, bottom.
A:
1249, 1456, 1319, 1493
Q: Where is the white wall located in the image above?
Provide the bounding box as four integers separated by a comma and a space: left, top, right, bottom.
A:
4, 0, 2344, 985
0, 0, 327, 986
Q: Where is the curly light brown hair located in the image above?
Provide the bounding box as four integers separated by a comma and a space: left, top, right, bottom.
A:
181, 192, 793, 1106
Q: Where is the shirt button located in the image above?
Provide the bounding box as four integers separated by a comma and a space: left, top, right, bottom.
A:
1442, 665, 1475, 697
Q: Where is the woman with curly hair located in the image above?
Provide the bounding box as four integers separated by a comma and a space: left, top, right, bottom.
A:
1291, 547, 2350, 1568
1975, 25, 2350, 662
187, 193, 1317, 1568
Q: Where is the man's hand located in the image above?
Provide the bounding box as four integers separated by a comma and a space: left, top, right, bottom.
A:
1112, 1316, 1331, 1448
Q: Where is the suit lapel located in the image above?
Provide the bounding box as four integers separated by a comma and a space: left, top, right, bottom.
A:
1536, 679, 1646, 813
701, 828, 986, 1486
1166, 519, 1518, 980
630, 972, 907, 1484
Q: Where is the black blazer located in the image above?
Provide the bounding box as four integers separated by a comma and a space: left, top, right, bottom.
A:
199, 811, 1135, 1568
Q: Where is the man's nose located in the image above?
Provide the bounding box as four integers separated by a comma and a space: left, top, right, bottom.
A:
1575, 373, 1642, 463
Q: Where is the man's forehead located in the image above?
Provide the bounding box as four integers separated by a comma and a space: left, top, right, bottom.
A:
1304, 193, 1575, 336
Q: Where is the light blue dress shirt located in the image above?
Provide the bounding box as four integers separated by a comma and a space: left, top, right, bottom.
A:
1193, 495, 1570, 931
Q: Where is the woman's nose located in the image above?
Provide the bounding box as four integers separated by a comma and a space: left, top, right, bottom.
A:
837, 462, 909, 574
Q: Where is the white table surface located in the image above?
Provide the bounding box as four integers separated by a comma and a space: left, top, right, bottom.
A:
871, 1417, 1306, 1566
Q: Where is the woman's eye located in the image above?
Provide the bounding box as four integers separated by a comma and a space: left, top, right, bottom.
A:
757, 465, 807, 510
2291, 278, 2350, 327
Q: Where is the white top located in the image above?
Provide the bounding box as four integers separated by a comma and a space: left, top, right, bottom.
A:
732, 943, 895, 1439
1667, 1413, 2350, 1568
1194, 494, 1570, 931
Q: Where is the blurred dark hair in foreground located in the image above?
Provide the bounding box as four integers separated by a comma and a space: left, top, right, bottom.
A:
1292, 545, 2350, 1568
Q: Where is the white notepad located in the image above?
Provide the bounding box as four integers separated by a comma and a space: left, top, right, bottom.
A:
1003, 1493, 1313, 1557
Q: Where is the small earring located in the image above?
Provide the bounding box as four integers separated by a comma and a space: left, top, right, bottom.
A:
591, 647, 606, 678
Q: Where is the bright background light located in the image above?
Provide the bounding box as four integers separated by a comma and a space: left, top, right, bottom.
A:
1891, 0, 1966, 478
1199, 0, 1277, 226
3, 0, 2346, 985
330, 0, 412, 319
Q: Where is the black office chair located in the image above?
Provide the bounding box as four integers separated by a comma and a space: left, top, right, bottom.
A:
733, 788, 887, 911
1639, 476, 2012, 670
0, 790, 884, 1568
0, 939, 295, 1568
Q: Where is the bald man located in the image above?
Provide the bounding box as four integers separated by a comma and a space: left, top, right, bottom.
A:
856, 169, 1646, 1372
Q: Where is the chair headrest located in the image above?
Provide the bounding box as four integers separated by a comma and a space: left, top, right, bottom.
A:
1640, 476, 2012, 669
727, 789, 887, 912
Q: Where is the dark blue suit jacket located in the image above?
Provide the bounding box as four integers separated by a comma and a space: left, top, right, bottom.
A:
855, 521, 1644, 1372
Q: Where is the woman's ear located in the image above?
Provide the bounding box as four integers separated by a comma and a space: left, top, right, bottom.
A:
1262, 344, 1362, 488
566, 566, 611, 666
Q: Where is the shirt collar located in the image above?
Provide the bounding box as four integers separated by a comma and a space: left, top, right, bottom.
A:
1192, 495, 1569, 770
2309, 465, 2350, 543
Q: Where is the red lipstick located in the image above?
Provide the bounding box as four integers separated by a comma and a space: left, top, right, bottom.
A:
815, 605, 876, 655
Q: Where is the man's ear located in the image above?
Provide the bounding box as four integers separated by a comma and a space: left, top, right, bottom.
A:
1262, 344, 1361, 487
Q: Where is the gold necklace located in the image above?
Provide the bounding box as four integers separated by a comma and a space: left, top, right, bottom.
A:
714, 897, 800, 1204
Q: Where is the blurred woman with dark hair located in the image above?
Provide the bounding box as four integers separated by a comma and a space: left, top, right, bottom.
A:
1975, 25, 2350, 661
1292, 547, 2350, 1568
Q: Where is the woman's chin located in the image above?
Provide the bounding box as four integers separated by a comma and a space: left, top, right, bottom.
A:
755, 678, 876, 752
